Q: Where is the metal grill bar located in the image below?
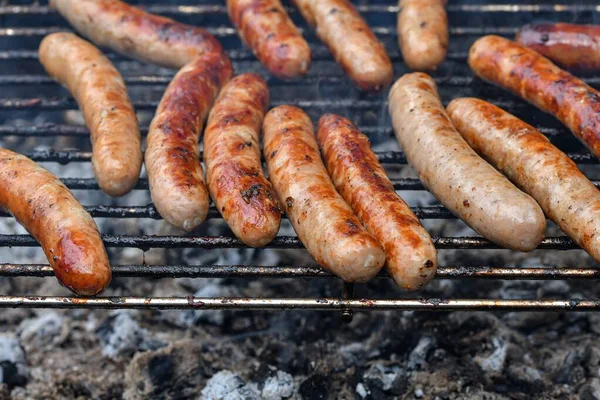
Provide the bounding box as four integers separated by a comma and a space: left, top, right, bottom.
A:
0, 124, 571, 138
2, 263, 599, 280
0, 296, 596, 311
0, 234, 577, 250
1, 4, 597, 15
18, 149, 596, 165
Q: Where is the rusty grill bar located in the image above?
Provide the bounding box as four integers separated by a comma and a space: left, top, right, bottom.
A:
0, 0, 599, 311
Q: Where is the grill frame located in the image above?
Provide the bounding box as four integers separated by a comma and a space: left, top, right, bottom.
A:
1, 0, 600, 313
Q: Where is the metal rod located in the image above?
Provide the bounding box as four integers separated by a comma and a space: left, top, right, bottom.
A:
0, 235, 578, 250
0, 296, 596, 311
1, 264, 597, 280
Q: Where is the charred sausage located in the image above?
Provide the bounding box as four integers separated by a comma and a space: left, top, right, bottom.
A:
50, 0, 224, 69
227, 0, 311, 78
39, 33, 142, 197
317, 114, 437, 290
469, 35, 600, 160
398, 0, 448, 71
447, 97, 600, 263
517, 23, 600, 72
146, 54, 233, 231
292, 0, 393, 91
0, 149, 111, 295
263, 105, 385, 281
388, 73, 546, 251
204, 74, 281, 247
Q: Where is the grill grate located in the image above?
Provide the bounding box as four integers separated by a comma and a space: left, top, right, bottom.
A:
1, 0, 600, 312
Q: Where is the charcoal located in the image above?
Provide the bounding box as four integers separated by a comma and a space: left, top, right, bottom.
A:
0, 335, 27, 388
200, 370, 259, 400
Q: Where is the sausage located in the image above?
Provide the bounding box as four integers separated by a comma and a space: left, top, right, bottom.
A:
146, 54, 233, 231
39, 33, 142, 197
0, 150, 111, 295
397, 0, 448, 71
263, 105, 385, 281
388, 73, 546, 251
292, 0, 393, 91
317, 114, 437, 290
469, 35, 600, 160
227, 0, 311, 78
447, 97, 600, 263
50, 0, 224, 69
204, 74, 281, 247
517, 23, 600, 72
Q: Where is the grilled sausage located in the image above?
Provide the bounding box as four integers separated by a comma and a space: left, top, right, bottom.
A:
39, 33, 142, 197
227, 0, 311, 78
204, 74, 281, 247
388, 73, 546, 251
447, 98, 600, 263
469, 35, 600, 160
292, 0, 393, 91
146, 54, 233, 231
317, 114, 437, 290
398, 0, 448, 71
263, 105, 385, 281
0, 150, 111, 295
50, 0, 224, 69
517, 23, 600, 72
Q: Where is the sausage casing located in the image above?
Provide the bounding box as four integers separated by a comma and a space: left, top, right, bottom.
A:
263, 105, 385, 282
204, 74, 281, 247
469, 35, 600, 160
228, 0, 311, 78
388, 73, 546, 251
398, 0, 448, 71
292, 0, 393, 91
0, 150, 111, 295
447, 97, 600, 263
146, 54, 233, 231
517, 23, 600, 72
50, 0, 224, 69
39, 32, 142, 197
317, 114, 437, 290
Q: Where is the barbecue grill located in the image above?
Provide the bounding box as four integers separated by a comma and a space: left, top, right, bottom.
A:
0, 0, 599, 315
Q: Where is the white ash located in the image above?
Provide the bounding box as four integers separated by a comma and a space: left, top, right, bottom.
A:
355, 382, 369, 398
200, 370, 259, 400
408, 336, 436, 370
474, 336, 508, 376
18, 312, 65, 350
260, 370, 295, 400
0, 334, 27, 388
363, 363, 404, 392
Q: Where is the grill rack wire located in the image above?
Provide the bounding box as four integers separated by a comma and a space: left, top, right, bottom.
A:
1, 0, 600, 313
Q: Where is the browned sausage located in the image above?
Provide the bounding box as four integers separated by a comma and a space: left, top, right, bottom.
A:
447, 97, 600, 263
0, 149, 111, 295
227, 0, 311, 78
469, 35, 600, 160
517, 23, 600, 72
317, 114, 437, 290
263, 105, 385, 281
204, 74, 281, 247
398, 0, 448, 71
50, 0, 224, 69
292, 0, 393, 91
146, 54, 233, 231
39, 33, 142, 197
388, 73, 546, 251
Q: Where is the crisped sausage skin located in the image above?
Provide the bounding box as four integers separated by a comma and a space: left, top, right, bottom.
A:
204, 74, 281, 247
228, 0, 311, 78
469, 35, 600, 160
292, 0, 393, 91
517, 23, 600, 72
317, 114, 437, 290
388, 73, 546, 251
447, 98, 600, 263
146, 54, 233, 231
263, 105, 385, 282
39, 33, 142, 197
50, 0, 224, 69
0, 150, 111, 295
398, 0, 448, 71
